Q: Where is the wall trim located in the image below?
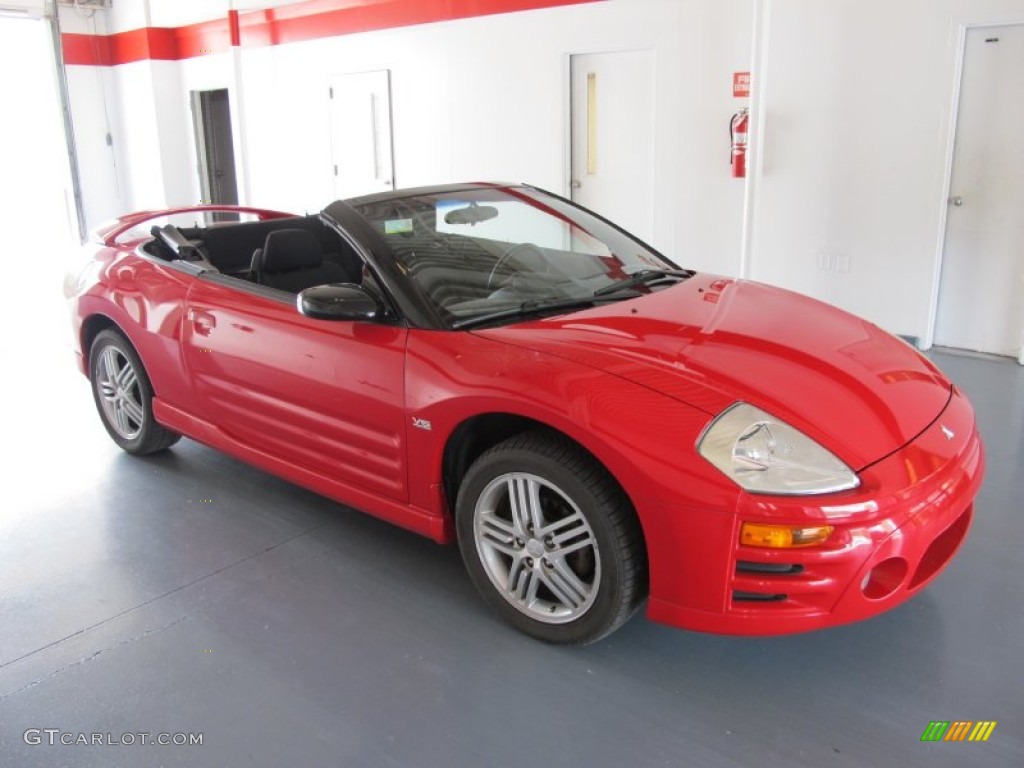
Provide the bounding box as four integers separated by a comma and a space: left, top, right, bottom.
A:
61, 0, 604, 66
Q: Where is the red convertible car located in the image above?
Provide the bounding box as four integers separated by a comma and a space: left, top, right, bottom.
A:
66, 183, 984, 644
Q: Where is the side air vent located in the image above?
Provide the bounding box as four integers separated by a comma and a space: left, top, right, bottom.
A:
735, 561, 804, 575
733, 591, 787, 602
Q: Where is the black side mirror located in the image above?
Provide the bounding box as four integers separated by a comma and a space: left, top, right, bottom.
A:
297, 283, 381, 321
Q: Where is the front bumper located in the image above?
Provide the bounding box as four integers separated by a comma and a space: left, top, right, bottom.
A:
647, 386, 985, 635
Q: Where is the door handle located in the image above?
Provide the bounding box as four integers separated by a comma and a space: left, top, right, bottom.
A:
949, 196, 963, 207
570, 179, 582, 189
189, 308, 216, 336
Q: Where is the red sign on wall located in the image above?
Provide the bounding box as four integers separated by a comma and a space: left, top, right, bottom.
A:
733, 71, 751, 98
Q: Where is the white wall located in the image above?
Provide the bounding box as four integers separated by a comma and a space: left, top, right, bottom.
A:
212, 0, 755, 275
749, 0, 1024, 340
64, 0, 1024, 342
64, 0, 754, 276
148, 0, 311, 29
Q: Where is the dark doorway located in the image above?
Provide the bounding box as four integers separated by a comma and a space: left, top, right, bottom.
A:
191, 89, 239, 221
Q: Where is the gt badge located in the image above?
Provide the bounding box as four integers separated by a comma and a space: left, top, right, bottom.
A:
412, 417, 432, 431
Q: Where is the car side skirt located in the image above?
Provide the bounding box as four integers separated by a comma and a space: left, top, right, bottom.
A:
153, 399, 453, 544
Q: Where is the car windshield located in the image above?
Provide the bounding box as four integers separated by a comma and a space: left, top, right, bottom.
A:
349, 186, 685, 328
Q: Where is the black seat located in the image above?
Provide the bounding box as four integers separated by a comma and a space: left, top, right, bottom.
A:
250, 229, 352, 293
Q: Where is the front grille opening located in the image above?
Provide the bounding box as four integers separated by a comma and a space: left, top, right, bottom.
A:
733, 591, 787, 602
909, 505, 972, 588
736, 561, 804, 575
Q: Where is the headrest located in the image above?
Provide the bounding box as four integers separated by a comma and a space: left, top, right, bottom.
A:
260, 229, 323, 273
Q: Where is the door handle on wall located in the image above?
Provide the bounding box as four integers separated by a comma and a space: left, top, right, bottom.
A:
948, 196, 963, 207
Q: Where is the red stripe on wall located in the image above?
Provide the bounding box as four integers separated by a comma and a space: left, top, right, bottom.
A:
174, 18, 233, 59
61, 0, 603, 66
62, 33, 111, 66
62, 28, 178, 66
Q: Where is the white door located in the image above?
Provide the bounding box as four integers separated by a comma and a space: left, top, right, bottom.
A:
935, 26, 1024, 361
329, 70, 395, 199
570, 51, 655, 242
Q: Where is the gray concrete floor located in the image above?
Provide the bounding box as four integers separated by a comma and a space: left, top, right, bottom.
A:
1, 314, 1022, 766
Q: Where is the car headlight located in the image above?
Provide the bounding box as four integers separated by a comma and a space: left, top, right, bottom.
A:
697, 402, 860, 495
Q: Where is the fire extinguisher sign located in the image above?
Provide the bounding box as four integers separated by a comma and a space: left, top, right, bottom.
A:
733, 71, 751, 98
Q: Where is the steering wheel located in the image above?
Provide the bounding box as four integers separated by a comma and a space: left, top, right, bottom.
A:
487, 243, 549, 290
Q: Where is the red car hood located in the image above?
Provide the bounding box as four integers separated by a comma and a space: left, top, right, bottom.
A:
473, 274, 951, 470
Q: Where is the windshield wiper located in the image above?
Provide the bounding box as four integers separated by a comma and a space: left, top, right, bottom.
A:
451, 297, 608, 330
592, 268, 695, 297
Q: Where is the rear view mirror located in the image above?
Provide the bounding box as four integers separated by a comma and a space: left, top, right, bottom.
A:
297, 283, 381, 321
444, 202, 499, 226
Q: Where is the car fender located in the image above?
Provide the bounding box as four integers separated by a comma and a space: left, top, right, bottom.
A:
72, 252, 194, 410
404, 329, 738, 516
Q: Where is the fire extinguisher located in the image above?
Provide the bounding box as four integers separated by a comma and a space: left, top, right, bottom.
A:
730, 107, 749, 178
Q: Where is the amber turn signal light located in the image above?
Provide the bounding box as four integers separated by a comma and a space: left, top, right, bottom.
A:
739, 522, 834, 549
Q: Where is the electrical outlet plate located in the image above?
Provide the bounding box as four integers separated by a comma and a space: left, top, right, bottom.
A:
816, 251, 850, 273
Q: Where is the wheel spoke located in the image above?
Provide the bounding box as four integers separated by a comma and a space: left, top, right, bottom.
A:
507, 475, 544, 534
113, 401, 131, 435
540, 511, 586, 541
551, 557, 590, 600
479, 512, 518, 557
507, 556, 539, 604
102, 346, 120, 380
117, 363, 138, 392
97, 351, 116, 394
557, 538, 595, 559
121, 394, 145, 427
542, 512, 596, 557
523, 568, 541, 605
540, 561, 589, 610
99, 382, 117, 401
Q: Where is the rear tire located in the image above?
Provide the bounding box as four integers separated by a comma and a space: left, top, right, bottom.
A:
89, 329, 181, 455
456, 431, 646, 644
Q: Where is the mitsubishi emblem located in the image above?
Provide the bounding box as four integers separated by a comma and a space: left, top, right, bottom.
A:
941, 424, 955, 441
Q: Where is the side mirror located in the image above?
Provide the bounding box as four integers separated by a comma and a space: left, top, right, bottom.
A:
297, 283, 381, 321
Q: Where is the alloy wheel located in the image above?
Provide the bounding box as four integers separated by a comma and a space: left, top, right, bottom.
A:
96, 345, 145, 440
473, 472, 601, 624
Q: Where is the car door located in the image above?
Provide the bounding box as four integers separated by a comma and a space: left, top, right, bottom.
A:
182, 275, 409, 501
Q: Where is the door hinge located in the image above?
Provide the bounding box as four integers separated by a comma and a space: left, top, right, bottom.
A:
333, 165, 338, 176
329, 86, 334, 99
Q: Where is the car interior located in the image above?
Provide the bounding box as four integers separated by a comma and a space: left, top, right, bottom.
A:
142, 214, 365, 294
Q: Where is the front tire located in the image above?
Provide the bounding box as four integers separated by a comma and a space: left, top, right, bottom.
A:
89, 328, 181, 455
456, 431, 646, 644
